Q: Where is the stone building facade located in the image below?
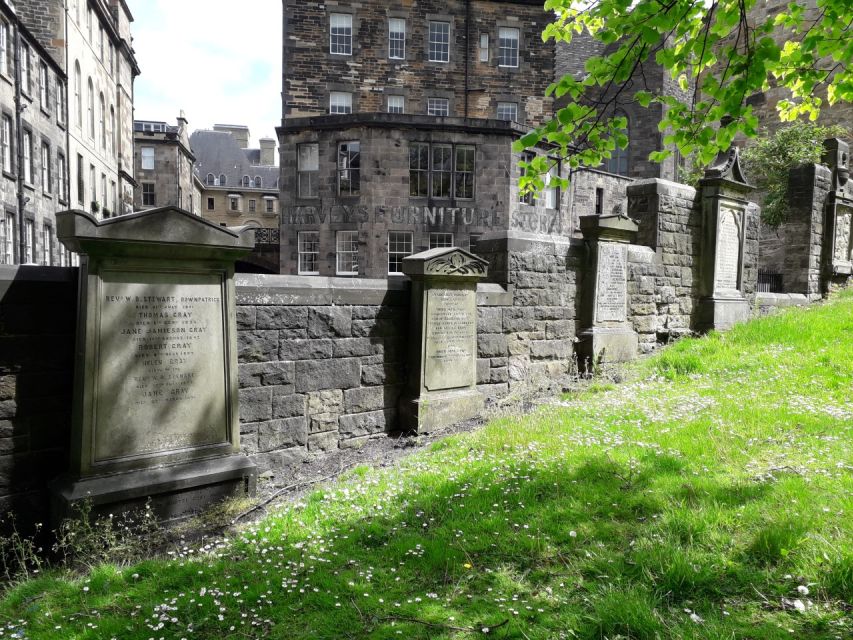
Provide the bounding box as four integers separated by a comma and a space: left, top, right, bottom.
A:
191, 125, 280, 230
0, 0, 71, 267
133, 114, 198, 214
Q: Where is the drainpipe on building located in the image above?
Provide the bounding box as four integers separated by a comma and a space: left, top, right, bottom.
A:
12, 11, 26, 264
464, 0, 470, 118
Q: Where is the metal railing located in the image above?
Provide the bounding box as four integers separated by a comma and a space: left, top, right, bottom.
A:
253, 228, 280, 245
757, 269, 784, 293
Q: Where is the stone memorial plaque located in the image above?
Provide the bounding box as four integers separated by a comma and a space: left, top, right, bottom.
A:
424, 286, 476, 391
714, 207, 742, 291
834, 209, 852, 263
594, 242, 628, 323
95, 270, 229, 462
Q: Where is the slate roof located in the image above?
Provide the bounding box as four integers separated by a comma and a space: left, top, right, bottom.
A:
190, 130, 279, 190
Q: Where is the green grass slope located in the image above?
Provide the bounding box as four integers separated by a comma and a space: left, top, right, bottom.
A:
1, 293, 852, 639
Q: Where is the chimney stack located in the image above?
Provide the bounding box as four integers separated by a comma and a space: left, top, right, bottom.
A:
259, 138, 277, 166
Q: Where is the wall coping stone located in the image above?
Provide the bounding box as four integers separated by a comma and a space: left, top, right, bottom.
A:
627, 178, 698, 198
755, 292, 811, 307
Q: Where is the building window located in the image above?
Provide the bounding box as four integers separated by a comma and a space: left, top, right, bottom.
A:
387, 95, 404, 114
329, 91, 352, 114
111, 180, 117, 214
22, 130, 32, 184
141, 146, 154, 170
388, 231, 413, 275
469, 233, 482, 254
87, 78, 94, 138
41, 142, 51, 193
428, 21, 450, 63
254, 176, 262, 188
330, 13, 352, 56
109, 106, 115, 154
545, 160, 560, 210
23, 219, 34, 264
337, 141, 360, 196
595, 187, 604, 215
298, 143, 319, 198
427, 98, 449, 117
0, 21, 8, 76
43, 224, 52, 266
21, 44, 31, 93
86, 7, 92, 41
74, 62, 82, 128
336, 230, 359, 275
142, 182, 155, 207
431, 144, 452, 198
519, 151, 536, 205
39, 62, 49, 108
99, 93, 106, 150
76, 154, 84, 204
207, 197, 214, 210
219, 174, 226, 186
388, 18, 405, 59
454, 145, 475, 199
479, 33, 489, 62
606, 110, 630, 176
429, 233, 454, 249
1, 115, 12, 174
265, 199, 275, 214
1, 212, 15, 265
89, 164, 96, 206
229, 196, 239, 211
242, 175, 250, 188
498, 27, 519, 67
497, 102, 518, 122
409, 142, 429, 197
101, 174, 107, 213
56, 76, 66, 125
249, 199, 256, 213
298, 231, 320, 275
57, 152, 66, 200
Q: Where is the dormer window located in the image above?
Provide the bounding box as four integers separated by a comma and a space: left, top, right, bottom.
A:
219, 174, 227, 186
254, 176, 262, 188
206, 173, 215, 185
242, 175, 250, 187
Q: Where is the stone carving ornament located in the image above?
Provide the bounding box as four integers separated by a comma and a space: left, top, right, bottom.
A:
425, 252, 488, 276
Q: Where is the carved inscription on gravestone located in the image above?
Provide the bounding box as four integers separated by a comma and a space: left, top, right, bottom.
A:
834, 208, 852, 263
715, 207, 742, 291
95, 270, 229, 462
424, 286, 476, 391
595, 242, 628, 323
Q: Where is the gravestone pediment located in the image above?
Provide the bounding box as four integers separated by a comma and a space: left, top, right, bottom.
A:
702, 147, 752, 189
402, 247, 489, 279
57, 207, 255, 257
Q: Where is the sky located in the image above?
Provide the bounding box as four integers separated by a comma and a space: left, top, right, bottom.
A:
130, 0, 282, 150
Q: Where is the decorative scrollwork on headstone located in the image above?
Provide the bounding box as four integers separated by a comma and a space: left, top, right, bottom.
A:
425, 252, 488, 276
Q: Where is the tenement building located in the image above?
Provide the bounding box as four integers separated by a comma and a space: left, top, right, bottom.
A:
133, 114, 199, 215
278, 0, 570, 278
191, 125, 280, 230
0, 0, 70, 266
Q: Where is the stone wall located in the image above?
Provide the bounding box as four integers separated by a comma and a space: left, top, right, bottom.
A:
0, 266, 75, 529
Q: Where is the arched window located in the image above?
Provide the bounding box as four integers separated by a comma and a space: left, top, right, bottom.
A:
242, 175, 250, 187
87, 78, 94, 138
219, 174, 226, 186
605, 109, 630, 177
74, 62, 81, 128
206, 173, 215, 185
109, 106, 115, 155
99, 93, 106, 150
254, 176, 262, 188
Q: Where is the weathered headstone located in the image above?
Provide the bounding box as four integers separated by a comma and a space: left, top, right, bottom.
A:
697, 146, 754, 331
577, 213, 639, 365
400, 248, 488, 431
50, 207, 257, 523
822, 139, 853, 280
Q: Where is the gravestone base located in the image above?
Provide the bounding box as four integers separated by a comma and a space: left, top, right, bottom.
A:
576, 326, 639, 367
400, 389, 484, 433
697, 296, 750, 332
50, 454, 257, 525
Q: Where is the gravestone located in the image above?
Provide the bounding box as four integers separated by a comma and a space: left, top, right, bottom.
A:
50, 207, 257, 523
822, 139, 853, 280
697, 146, 754, 331
400, 248, 488, 431
577, 213, 639, 365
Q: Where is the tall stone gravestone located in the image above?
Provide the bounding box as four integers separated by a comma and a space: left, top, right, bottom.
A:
577, 213, 639, 365
51, 207, 257, 523
822, 139, 853, 283
400, 248, 488, 431
698, 147, 754, 331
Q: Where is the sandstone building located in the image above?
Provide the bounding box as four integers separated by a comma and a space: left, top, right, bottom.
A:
191, 125, 280, 230
278, 0, 573, 278
133, 114, 199, 215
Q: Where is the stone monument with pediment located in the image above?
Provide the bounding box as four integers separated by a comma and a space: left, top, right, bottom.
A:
697, 146, 754, 331
400, 248, 488, 432
577, 213, 640, 366
50, 207, 257, 523
822, 139, 853, 282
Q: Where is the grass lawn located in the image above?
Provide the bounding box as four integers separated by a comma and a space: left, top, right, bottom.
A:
1, 293, 852, 639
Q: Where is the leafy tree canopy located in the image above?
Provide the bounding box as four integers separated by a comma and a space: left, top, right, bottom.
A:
517, 0, 853, 194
